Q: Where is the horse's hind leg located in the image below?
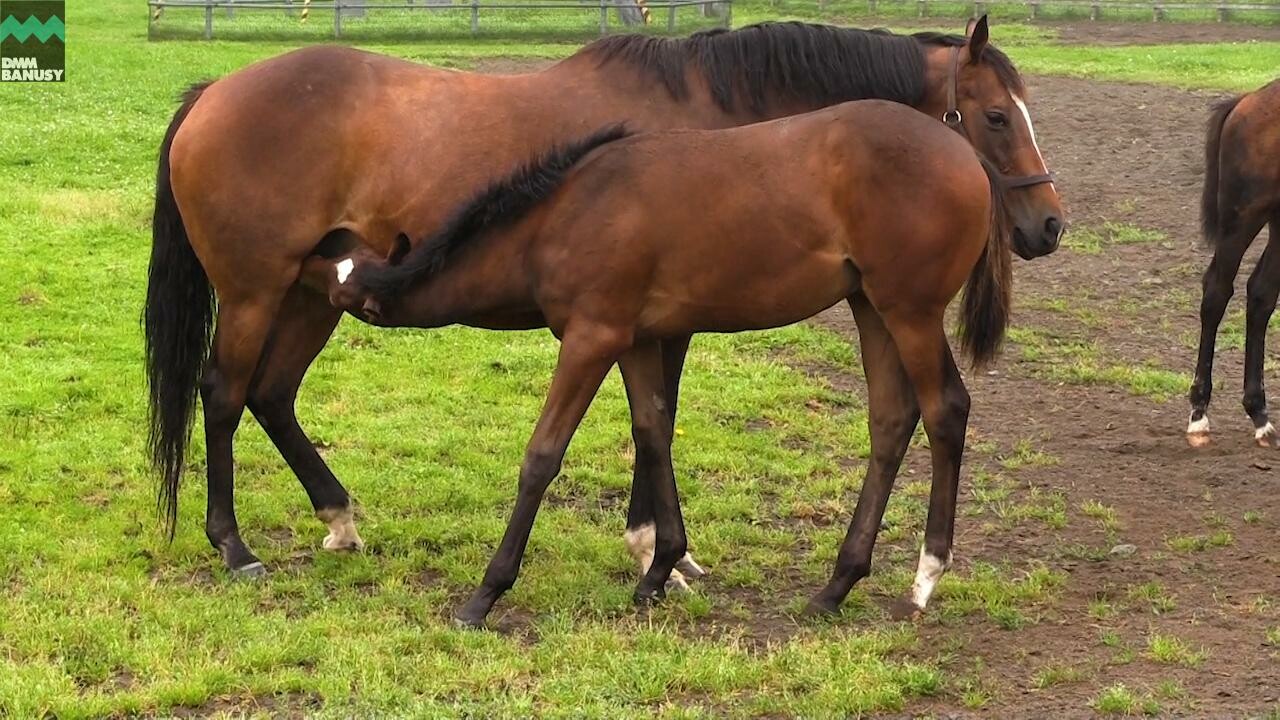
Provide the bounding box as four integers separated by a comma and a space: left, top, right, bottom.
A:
806, 294, 919, 616
877, 308, 968, 619
623, 334, 705, 589
247, 284, 361, 549
619, 340, 688, 603
1242, 219, 1280, 447
202, 294, 286, 576
1188, 215, 1266, 447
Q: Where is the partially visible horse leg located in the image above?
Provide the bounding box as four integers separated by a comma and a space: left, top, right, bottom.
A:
619, 340, 688, 603
247, 284, 362, 549
1242, 226, 1280, 447
1188, 215, 1265, 447
623, 334, 705, 588
806, 294, 919, 616
878, 309, 969, 618
202, 294, 287, 576
455, 323, 628, 628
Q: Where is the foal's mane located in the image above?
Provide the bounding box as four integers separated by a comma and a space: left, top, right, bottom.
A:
355, 125, 629, 297
583, 22, 1025, 114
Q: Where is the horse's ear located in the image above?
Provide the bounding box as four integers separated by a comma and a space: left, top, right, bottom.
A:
966, 15, 989, 62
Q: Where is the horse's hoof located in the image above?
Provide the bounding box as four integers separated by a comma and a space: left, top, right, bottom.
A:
888, 597, 923, 621
665, 569, 691, 594
802, 598, 840, 618
452, 613, 486, 630
674, 553, 707, 579
1186, 415, 1211, 448
231, 561, 267, 580
633, 584, 667, 606
322, 534, 364, 552
1255, 422, 1277, 448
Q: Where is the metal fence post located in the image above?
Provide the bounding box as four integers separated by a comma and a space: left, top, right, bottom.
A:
1216, 3, 1228, 19
723, 0, 730, 28
471, 0, 479, 34
599, 0, 608, 35
204, 0, 214, 39
667, 2, 676, 31
917, 0, 926, 16
335, 0, 343, 36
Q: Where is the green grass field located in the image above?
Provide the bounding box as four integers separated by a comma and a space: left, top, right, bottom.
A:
0, 1, 1271, 716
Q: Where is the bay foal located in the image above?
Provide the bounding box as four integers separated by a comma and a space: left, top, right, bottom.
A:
318, 99, 1060, 626
1188, 78, 1280, 448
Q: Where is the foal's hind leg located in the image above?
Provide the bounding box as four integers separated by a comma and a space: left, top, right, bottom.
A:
806, 294, 919, 616
1241, 226, 1280, 447
203, 295, 287, 576
623, 335, 705, 589
619, 340, 688, 603
247, 284, 362, 550
1188, 216, 1265, 447
455, 323, 628, 628
877, 309, 969, 618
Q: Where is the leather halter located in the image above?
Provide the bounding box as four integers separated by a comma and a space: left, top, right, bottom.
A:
942, 46, 1055, 190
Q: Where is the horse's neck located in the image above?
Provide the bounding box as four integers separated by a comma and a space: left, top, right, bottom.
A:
525, 56, 750, 132
390, 219, 540, 329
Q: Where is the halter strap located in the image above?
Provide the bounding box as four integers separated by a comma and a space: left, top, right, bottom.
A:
940, 46, 1055, 190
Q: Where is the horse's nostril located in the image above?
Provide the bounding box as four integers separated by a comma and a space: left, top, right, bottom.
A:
1045, 216, 1063, 239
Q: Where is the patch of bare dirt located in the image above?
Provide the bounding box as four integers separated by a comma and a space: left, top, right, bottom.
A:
1047, 18, 1280, 45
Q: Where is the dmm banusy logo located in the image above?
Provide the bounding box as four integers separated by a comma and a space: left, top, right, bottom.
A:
0, 0, 64, 82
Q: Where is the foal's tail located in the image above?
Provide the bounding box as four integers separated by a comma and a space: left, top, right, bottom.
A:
1200, 95, 1242, 247
144, 81, 215, 540
959, 158, 1013, 368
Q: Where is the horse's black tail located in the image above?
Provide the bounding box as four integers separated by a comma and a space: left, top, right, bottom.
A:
1201, 95, 1242, 247
144, 81, 214, 540
959, 157, 1013, 368
355, 124, 630, 298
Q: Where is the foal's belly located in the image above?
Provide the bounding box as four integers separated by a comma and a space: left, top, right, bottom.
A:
638, 250, 859, 336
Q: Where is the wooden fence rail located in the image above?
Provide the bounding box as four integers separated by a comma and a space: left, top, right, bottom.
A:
845, 0, 1280, 20
147, 0, 732, 39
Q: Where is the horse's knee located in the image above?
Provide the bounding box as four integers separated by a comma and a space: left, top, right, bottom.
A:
518, 446, 562, 494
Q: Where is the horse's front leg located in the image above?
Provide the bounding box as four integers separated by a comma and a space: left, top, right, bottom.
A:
455, 322, 632, 628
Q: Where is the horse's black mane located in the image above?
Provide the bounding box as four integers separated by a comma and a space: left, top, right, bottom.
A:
355, 125, 629, 298
585, 22, 1024, 114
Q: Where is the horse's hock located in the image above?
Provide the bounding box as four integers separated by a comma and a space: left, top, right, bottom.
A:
146, 0, 730, 39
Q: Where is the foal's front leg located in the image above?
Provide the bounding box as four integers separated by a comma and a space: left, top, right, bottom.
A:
455, 323, 629, 628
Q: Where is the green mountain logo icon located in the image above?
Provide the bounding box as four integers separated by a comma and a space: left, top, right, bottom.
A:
0, 14, 65, 43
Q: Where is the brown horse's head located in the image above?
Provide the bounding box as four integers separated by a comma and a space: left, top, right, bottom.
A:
924, 17, 1065, 259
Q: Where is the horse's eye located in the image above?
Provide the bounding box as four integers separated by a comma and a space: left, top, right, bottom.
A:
985, 111, 1008, 129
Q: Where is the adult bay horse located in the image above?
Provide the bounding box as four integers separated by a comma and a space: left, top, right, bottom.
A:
1188, 78, 1280, 448
318, 98, 1059, 627
146, 17, 1065, 580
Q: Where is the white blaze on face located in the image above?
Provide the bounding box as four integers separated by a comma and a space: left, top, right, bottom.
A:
1013, 94, 1053, 189
336, 258, 355, 285
910, 546, 953, 610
